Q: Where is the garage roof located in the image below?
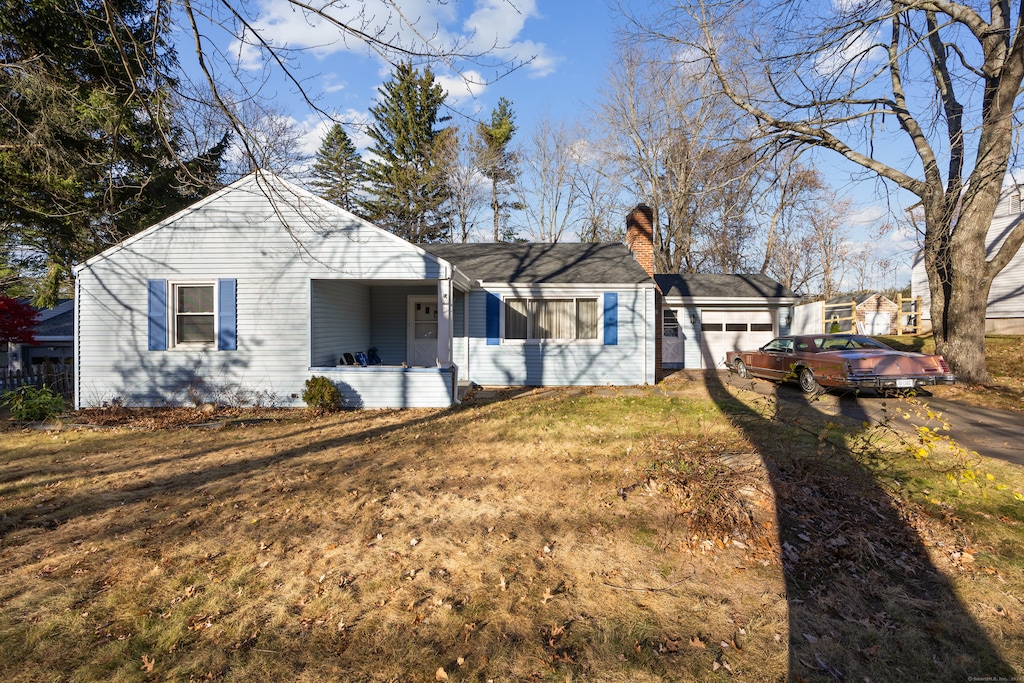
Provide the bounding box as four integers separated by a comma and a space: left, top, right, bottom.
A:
656, 273, 799, 300
422, 243, 653, 285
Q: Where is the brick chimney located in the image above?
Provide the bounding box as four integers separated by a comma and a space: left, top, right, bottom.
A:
626, 203, 655, 278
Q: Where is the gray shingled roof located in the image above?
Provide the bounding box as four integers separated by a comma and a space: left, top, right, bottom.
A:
824, 293, 892, 306
15, 298, 74, 339
421, 242, 652, 285
37, 309, 74, 337
655, 273, 798, 299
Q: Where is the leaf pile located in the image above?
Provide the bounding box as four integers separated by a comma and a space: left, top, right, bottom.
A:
640, 436, 778, 559
60, 406, 289, 430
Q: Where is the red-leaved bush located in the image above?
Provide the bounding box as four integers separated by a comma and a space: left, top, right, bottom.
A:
0, 295, 39, 344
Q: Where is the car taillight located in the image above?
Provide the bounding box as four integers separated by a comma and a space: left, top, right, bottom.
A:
938, 358, 950, 373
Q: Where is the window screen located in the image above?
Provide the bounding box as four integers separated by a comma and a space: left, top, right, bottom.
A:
175, 284, 215, 344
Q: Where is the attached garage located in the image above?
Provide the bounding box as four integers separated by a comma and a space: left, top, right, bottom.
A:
656, 274, 801, 370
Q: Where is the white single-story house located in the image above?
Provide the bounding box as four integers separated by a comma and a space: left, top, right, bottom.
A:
72, 172, 657, 409
911, 184, 1024, 334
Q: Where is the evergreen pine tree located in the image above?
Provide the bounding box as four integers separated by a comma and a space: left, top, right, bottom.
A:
0, 0, 226, 305
311, 124, 365, 213
475, 98, 519, 242
360, 63, 451, 242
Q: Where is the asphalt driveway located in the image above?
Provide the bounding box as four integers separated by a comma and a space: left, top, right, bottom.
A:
721, 371, 1024, 466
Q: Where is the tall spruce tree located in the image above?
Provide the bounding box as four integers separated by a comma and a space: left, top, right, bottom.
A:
475, 98, 519, 242
360, 63, 451, 242
0, 0, 225, 305
311, 124, 365, 213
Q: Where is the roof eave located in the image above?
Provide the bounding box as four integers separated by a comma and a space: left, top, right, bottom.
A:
662, 295, 803, 305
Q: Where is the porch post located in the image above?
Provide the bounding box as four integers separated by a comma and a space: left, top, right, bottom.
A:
437, 277, 453, 368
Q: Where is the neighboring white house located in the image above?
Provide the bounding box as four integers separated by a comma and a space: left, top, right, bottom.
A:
4, 299, 75, 372
72, 172, 658, 409
911, 185, 1024, 334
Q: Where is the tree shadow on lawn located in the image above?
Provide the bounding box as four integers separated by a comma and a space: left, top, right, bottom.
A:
702, 370, 1016, 681
0, 407, 456, 542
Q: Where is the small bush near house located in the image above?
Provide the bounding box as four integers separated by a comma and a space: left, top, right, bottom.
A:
1, 385, 66, 421
301, 375, 342, 414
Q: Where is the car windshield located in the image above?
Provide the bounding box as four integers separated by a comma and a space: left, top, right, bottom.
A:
762, 338, 794, 352
812, 335, 891, 351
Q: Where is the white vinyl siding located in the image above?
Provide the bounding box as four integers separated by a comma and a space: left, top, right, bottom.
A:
75, 175, 448, 408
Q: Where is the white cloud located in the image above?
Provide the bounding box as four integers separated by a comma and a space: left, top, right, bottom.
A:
322, 75, 347, 93
465, 0, 535, 44
846, 204, 886, 227
812, 23, 885, 79
228, 0, 557, 80
507, 39, 559, 78
435, 70, 487, 103
230, 0, 460, 69
464, 1, 557, 77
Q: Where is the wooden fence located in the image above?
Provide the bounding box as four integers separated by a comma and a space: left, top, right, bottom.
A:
823, 300, 857, 333
819, 295, 923, 335
895, 294, 923, 335
0, 364, 74, 400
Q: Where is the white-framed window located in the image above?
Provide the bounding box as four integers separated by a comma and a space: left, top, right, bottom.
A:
173, 283, 216, 345
662, 309, 680, 338
504, 297, 599, 341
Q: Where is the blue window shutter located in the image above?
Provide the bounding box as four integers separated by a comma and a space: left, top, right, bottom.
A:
486, 292, 501, 345
148, 280, 167, 351
218, 279, 237, 350
604, 292, 618, 345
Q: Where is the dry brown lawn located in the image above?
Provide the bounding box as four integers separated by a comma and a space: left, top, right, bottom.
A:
0, 378, 1021, 681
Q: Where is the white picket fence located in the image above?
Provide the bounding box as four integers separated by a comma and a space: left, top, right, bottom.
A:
0, 364, 74, 399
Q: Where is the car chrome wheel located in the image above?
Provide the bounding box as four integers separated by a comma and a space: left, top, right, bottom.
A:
734, 360, 750, 379
798, 367, 820, 394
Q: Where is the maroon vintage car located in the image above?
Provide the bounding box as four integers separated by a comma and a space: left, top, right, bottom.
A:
726, 334, 956, 394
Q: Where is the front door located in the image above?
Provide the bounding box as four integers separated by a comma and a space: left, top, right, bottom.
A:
662, 308, 685, 367
407, 296, 438, 367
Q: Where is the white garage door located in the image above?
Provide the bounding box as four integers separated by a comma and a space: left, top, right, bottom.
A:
700, 310, 776, 368
862, 311, 891, 335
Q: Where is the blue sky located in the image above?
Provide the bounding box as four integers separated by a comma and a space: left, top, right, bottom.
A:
173, 0, 918, 286
180, 0, 624, 153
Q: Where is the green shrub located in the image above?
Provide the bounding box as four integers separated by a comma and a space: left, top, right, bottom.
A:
1, 385, 67, 421
302, 376, 342, 414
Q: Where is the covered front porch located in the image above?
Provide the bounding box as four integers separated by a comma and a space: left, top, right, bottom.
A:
308, 278, 466, 408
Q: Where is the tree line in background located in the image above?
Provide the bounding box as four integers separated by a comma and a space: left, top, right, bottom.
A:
0, 0, 903, 308
308, 56, 891, 302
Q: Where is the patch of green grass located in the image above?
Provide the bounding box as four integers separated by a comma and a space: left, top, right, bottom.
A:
986, 335, 1024, 378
